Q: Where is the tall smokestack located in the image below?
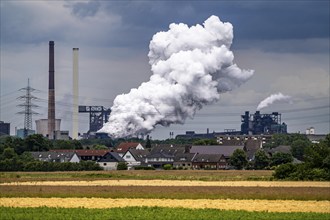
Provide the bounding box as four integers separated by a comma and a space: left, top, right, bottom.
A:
72, 48, 79, 139
48, 41, 55, 139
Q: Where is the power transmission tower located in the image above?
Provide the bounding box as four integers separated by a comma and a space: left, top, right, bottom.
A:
17, 79, 39, 137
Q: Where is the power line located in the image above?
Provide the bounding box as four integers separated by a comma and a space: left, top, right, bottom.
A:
16, 79, 40, 135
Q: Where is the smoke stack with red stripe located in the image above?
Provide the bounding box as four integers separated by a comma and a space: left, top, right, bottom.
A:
48, 41, 55, 139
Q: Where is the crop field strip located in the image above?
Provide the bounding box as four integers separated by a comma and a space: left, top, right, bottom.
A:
0, 170, 274, 182
1, 179, 329, 187
1, 172, 329, 218
1, 185, 329, 201
1, 197, 330, 213
1, 207, 329, 220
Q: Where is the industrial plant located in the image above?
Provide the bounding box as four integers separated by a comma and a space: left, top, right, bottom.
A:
0, 40, 313, 141
241, 111, 287, 135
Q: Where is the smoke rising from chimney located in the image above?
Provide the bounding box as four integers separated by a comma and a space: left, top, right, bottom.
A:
257, 92, 291, 110
100, 15, 254, 138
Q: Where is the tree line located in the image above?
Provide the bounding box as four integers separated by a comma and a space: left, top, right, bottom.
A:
229, 134, 330, 180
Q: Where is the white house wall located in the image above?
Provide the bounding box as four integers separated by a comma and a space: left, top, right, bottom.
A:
69, 154, 80, 163
136, 144, 144, 150
98, 162, 118, 170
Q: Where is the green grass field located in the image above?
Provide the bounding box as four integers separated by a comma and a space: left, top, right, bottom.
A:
0, 206, 328, 220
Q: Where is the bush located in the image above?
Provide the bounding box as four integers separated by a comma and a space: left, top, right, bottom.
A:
134, 166, 155, 170
117, 162, 128, 170
163, 164, 172, 170
273, 163, 296, 179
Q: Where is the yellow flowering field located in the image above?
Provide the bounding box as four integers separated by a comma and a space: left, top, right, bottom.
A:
1, 197, 329, 213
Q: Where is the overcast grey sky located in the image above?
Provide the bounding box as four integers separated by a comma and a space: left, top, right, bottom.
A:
1, 0, 329, 139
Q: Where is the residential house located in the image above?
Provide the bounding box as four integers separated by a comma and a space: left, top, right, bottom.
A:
50, 149, 111, 161
190, 145, 244, 169
266, 145, 291, 156
30, 151, 80, 163
244, 139, 262, 161
122, 148, 150, 169
97, 152, 125, 170
116, 142, 144, 157
192, 154, 227, 170
146, 144, 189, 168
173, 153, 196, 169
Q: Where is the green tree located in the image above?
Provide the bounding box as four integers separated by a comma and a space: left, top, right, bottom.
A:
270, 152, 293, 167
117, 162, 128, 170
273, 163, 296, 179
52, 140, 83, 150
2, 147, 17, 159
291, 139, 310, 161
304, 134, 330, 169
25, 134, 52, 151
193, 139, 218, 145
229, 149, 248, 170
254, 150, 269, 169
145, 135, 152, 149
92, 144, 108, 150
163, 164, 172, 170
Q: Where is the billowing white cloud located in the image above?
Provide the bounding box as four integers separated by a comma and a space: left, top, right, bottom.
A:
257, 93, 291, 110
100, 16, 254, 138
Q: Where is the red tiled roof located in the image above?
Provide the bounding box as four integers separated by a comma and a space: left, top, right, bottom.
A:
116, 142, 141, 153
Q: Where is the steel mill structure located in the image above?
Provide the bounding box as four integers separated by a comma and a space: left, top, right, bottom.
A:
241, 111, 287, 135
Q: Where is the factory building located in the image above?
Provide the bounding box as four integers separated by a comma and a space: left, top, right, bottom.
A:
16, 128, 35, 138
176, 111, 287, 139
0, 121, 10, 136
241, 111, 287, 135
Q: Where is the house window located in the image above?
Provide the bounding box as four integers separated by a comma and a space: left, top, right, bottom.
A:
126, 155, 131, 159
103, 163, 107, 166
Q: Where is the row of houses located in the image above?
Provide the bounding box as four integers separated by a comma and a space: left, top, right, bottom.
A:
30, 139, 270, 170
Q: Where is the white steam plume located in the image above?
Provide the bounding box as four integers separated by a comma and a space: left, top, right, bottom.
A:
257, 93, 292, 110
99, 15, 254, 138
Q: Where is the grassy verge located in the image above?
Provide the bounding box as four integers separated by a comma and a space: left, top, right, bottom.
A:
0, 170, 273, 183
1, 185, 329, 201
0, 206, 328, 220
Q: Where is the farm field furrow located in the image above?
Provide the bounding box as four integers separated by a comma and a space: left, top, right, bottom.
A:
1, 197, 330, 213
1, 185, 329, 201
1, 179, 329, 187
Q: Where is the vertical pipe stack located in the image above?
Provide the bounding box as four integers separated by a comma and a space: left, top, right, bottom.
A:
72, 48, 79, 139
48, 41, 55, 139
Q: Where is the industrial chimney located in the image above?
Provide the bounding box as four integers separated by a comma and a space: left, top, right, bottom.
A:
72, 48, 79, 139
48, 41, 55, 139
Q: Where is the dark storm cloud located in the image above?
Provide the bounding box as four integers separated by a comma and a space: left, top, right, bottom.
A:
99, 1, 329, 40
1, 1, 328, 51
70, 1, 101, 18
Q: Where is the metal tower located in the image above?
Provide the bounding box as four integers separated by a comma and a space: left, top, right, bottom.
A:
78, 106, 111, 134
17, 79, 39, 136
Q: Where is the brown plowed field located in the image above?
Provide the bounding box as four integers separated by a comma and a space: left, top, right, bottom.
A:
1, 185, 329, 200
